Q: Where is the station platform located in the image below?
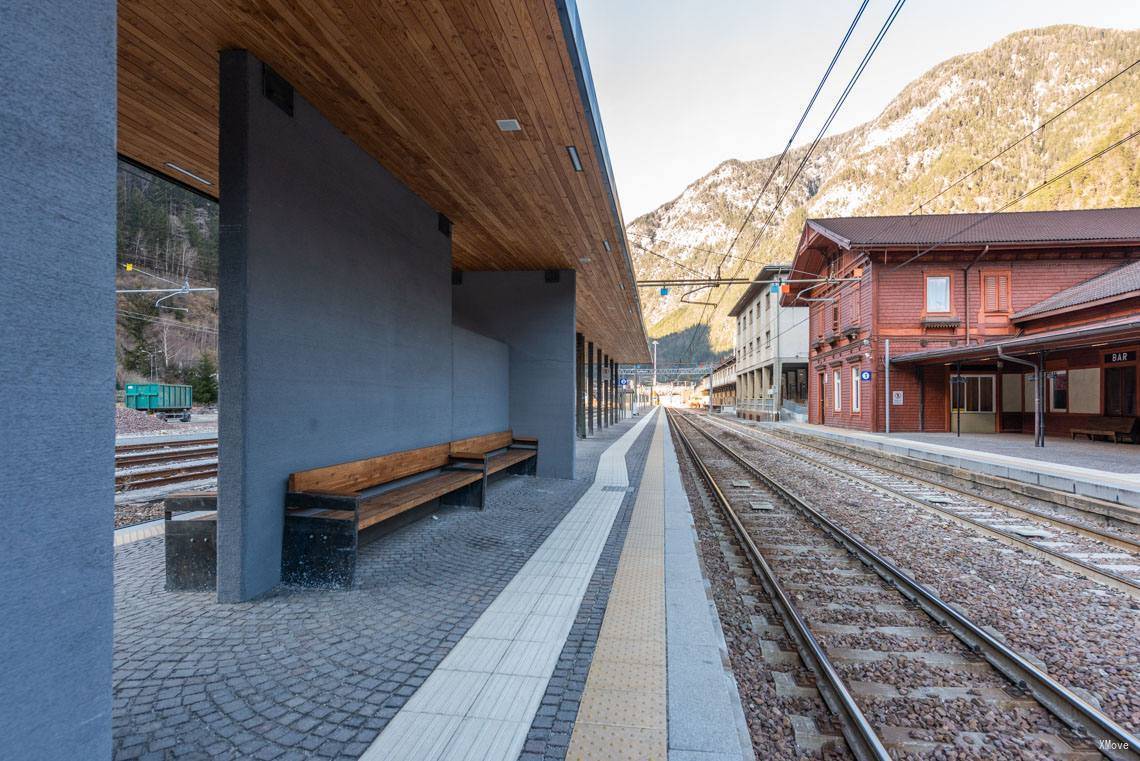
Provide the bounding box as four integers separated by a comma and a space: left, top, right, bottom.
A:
112, 409, 750, 760
778, 421, 1140, 509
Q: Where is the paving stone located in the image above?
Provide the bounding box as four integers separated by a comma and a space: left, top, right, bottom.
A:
112, 419, 642, 760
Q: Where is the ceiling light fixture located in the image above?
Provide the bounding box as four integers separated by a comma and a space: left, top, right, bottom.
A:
602, 239, 611, 253
496, 118, 522, 132
566, 145, 583, 172
580, 256, 591, 264
164, 162, 212, 186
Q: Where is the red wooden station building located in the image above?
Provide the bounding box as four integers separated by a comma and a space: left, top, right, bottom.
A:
782, 207, 1140, 441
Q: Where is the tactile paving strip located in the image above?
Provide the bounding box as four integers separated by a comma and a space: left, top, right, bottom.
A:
566, 414, 668, 761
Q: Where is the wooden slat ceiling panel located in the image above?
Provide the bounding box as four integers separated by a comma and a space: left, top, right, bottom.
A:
117, 0, 649, 361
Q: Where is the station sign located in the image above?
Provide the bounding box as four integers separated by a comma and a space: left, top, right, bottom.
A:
618, 377, 629, 387
1106, 350, 1135, 364
859, 370, 872, 382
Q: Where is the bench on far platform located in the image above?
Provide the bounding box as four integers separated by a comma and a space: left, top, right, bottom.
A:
1070, 416, 1139, 443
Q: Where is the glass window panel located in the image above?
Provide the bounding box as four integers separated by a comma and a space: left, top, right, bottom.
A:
978, 376, 994, 412
926, 276, 950, 312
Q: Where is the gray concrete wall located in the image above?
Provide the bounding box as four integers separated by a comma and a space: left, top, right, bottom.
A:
0, 1, 116, 756
452, 326, 510, 440
218, 51, 453, 601
452, 271, 577, 478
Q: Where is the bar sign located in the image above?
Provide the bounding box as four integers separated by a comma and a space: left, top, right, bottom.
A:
1106, 350, 1135, 364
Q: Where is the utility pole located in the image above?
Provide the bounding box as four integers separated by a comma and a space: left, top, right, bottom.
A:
774, 283, 782, 422
651, 340, 659, 407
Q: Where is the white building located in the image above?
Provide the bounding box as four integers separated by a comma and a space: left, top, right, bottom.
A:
728, 264, 809, 421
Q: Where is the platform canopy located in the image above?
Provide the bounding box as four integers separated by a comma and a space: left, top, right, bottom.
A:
117, 0, 649, 362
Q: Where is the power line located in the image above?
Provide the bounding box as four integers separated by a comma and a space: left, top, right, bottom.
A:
116, 310, 219, 335
856, 56, 1140, 251
890, 126, 1140, 270
681, 0, 875, 363
686, 0, 906, 363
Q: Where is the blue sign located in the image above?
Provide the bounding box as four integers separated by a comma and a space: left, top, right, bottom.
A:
769, 282, 779, 293
860, 370, 872, 382
618, 378, 629, 387
659, 287, 669, 296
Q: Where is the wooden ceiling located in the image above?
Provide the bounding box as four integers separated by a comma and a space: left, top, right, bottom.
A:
117, 0, 649, 362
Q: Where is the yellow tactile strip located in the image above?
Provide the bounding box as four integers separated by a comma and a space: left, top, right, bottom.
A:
567, 413, 667, 761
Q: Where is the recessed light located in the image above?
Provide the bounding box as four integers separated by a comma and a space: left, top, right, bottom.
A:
566, 145, 583, 172
496, 118, 522, 132
602, 239, 611, 252
164, 162, 212, 186
580, 257, 591, 264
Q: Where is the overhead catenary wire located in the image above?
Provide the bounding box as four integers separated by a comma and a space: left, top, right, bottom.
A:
685, 0, 906, 363
679, 0, 875, 362
853, 56, 1140, 253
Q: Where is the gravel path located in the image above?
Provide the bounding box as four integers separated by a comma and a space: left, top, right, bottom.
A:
691, 413, 1140, 737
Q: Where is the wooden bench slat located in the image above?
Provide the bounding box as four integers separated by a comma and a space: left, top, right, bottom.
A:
288, 443, 451, 494
450, 430, 514, 456
357, 470, 483, 530
486, 449, 537, 474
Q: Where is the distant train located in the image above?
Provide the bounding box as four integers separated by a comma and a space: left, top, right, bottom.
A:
124, 383, 192, 422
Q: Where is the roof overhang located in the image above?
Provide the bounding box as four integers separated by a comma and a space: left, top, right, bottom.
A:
890, 318, 1140, 365
117, 0, 649, 362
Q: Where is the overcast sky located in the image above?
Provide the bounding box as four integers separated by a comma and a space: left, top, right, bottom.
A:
577, 0, 1140, 220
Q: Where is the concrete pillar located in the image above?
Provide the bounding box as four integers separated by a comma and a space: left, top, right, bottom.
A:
587, 340, 595, 435
218, 51, 454, 600
576, 333, 587, 438
452, 270, 578, 478
0, 1, 116, 755
602, 354, 610, 427
595, 347, 603, 431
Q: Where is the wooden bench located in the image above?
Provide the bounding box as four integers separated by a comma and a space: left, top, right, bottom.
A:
450, 430, 539, 479
282, 442, 489, 587
1071, 416, 1139, 443
163, 491, 218, 591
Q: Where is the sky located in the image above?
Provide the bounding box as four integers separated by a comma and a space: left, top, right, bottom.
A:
576, 0, 1140, 220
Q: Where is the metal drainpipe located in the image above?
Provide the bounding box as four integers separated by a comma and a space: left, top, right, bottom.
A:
955, 361, 962, 437
963, 245, 990, 347
997, 347, 1044, 447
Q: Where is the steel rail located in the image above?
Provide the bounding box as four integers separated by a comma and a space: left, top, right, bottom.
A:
678, 411, 1140, 760
115, 436, 218, 454
667, 410, 890, 761
765, 423, 1140, 537
115, 464, 218, 491
703, 416, 1140, 598
115, 446, 218, 467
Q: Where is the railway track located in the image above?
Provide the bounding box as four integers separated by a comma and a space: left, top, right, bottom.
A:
114, 437, 218, 492
701, 415, 1140, 599
668, 409, 1138, 760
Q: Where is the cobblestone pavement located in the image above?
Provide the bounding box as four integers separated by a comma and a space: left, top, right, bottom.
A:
519, 420, 655, 761
112, 418, 642, 760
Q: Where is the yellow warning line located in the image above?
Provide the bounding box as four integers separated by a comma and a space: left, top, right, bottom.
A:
567, 413, 667, 761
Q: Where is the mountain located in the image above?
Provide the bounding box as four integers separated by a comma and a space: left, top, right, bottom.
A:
630, 25, 1140, 365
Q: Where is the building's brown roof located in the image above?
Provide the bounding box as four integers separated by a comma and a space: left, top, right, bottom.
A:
1013, 258, 1140, 321
808, 207, 1140, 249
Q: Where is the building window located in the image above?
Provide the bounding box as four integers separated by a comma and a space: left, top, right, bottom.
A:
1048, 370, 1068, 412
925, 275, 951, 313
983, 272, 1010, 313
765, 330, 770, 348
831, 305, 839, 333
833, 370, 842, 412
851, 367, 861, 412
950, 374, 995, 413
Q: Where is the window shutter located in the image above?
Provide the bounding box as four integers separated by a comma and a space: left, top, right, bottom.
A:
984, 275, 997, 312
998, 274, 1009, 311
